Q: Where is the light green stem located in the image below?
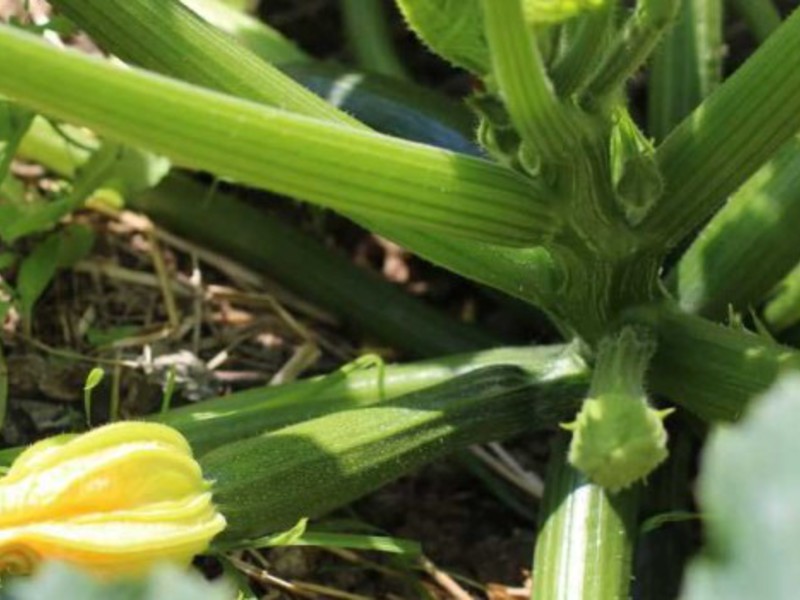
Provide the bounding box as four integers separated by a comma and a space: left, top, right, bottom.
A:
179, 0, 310, 64
584, 0, 680, 103
645, 7, 800, 248
341, 0, 408, 79
671, 140, 800, 319
648, 0, 723, 141
51, 0, 352, 126
764, 263, 800, 332
628, 304, 800, 421
0, 25, 557, 246
481, 0, 586, 160
551, 5, 615, 96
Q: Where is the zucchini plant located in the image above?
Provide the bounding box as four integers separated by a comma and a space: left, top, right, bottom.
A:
2, 0, 800, 597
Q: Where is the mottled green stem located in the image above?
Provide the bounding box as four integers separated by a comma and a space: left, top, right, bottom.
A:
532, 435, 639, 600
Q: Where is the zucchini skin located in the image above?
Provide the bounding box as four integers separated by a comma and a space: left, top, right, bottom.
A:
201, 365, 587, 541
282, 62, 482, 156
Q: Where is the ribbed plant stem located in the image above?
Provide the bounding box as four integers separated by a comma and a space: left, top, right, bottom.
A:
179, 0, 309, 64
532, 435, 639, 600
671, 140, 800, 319
629, 304, 800, 421
645, 6, 800, 248
647, 0, 723, 141
481, 0, 585, 160
0, 26, 556, 246
50, 0, 348, 125
585, 0, 680, 103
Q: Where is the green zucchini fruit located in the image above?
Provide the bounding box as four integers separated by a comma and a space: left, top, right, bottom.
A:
282, 62, 481, 156
201, 365, 587, 542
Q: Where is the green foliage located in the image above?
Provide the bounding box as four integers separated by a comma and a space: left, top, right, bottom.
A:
0, 98, 34, 181
16, 223, 94, 329
394, 0, 490, 75
682, 375, 800, 599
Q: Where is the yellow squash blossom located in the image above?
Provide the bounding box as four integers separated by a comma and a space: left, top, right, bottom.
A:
0, 422, 225, 577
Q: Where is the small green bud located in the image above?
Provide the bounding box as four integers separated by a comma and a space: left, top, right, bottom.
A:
566, 326, 672, 491
566, 393, 672, 491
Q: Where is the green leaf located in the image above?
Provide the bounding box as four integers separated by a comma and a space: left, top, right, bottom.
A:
0, 142, 167, 243
682, 375, 800, 599
0, 97, 34, 181
3, 561, 233, 600
394, 0, 490, 75
16, 224, 95, 324
56, 223, 95, 268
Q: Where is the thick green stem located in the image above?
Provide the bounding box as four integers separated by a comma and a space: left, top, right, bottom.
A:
729, 0, 782, 42
50, 0, 349, 125
341, 0, 408, 79
647, 0, 723, 141
671, 140, 800, 319
0, 26, 556, 247
551, 5, 614, 97
645, 6, 800, 248
627, 304, 800, 421
481, 0, 586, 160
179, 0, 310, 64
584, 0, 680, 103
532, 435, 639, 600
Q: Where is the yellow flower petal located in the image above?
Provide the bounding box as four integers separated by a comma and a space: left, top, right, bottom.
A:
0, 422, 225, 577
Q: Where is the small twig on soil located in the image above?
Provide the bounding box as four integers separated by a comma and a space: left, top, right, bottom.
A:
470, 446, 543, 499
227, 553, 317, 599
420, 557, 474, 600
488, 442, 545, 497
147, 230, 181, 332
269, 341, 321, 385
